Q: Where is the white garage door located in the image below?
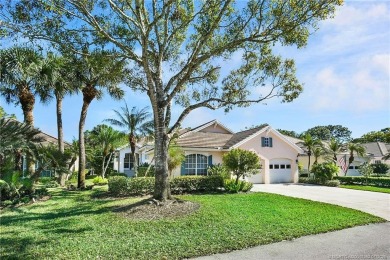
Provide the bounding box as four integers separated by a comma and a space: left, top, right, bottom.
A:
269, 159, 293, 183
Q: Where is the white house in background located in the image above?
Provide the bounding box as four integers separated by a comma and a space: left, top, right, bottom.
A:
116, 120, 304, 183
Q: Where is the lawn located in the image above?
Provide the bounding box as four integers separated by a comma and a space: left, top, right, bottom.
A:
340, 185, 390, 194
0, 187, 385, 260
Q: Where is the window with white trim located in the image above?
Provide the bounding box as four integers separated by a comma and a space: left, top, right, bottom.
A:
185, 154, 208, 175
124, 153, 134, 169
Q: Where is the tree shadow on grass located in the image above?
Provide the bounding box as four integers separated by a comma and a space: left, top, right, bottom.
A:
0, 236, 48, 259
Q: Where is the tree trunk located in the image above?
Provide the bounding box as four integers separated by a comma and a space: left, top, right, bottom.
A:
56, 94, 64, 153
153, 109, 171, 201
78, 84, 97, 189
19, 86, 35, 174
78, 100, 90, 189
129, 134, 138, 176
307, 151, 311, 173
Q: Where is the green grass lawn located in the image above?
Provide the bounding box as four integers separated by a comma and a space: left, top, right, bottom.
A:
0, 187, 385, 260
340, 185, 390, 194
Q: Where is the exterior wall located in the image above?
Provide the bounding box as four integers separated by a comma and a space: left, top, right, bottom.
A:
237, 130, 300, 184
118, 146, 140, 177
172, 150, 224, 177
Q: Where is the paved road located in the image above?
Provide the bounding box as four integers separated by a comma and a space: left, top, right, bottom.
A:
251, 184, 390, 220
193, 222, 390, 260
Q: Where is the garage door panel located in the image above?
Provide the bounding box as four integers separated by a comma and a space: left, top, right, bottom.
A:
270, 159, 292, 183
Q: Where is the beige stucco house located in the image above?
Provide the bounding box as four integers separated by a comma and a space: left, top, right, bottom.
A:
116, 120, 304, 183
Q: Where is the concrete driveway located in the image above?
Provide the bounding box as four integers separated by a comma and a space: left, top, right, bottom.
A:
251, 184, 390, 220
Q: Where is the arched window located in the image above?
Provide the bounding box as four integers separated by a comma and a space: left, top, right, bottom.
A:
184, 154, 208, 175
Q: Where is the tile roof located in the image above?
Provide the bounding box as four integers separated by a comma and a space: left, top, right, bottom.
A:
363, 142, 389, 157
223, 126, 267, 148
177, 131, 233, 149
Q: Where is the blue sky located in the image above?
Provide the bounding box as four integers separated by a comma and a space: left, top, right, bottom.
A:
1, 1, 389, 141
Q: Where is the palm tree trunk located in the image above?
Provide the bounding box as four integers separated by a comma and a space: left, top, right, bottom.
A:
21, 98, 35, 174
129, 134, 138, 177
78, 85, 97, 189
145, 156, 155, 176
307, 151, 311, 173
56, 94, 64, 153
78, 100, 90, 189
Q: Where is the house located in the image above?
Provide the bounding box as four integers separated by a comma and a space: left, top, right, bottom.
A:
117, 120, 304, 183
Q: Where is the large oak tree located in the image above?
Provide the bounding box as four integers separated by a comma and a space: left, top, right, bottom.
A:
1, 0, 343, 200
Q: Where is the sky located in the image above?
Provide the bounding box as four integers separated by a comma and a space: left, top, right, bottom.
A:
0, 0, 389, 142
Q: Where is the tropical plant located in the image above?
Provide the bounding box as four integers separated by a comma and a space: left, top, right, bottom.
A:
3, 0, 342, 201
167, 145, 185, 178
88, 125, 126, 178
0, 118, 42, 173
358, 163, 373, 185
327, 138, 344, 163
346, 143, 366, 176
40, 53, 76, 153
0, 47, 48, 174
371, 163, 389, 175
223, 149, 261, 184
71, 50, 125, 188
310, 162, 339, 183
105, 103, 153, 177
301, 134, 322, 171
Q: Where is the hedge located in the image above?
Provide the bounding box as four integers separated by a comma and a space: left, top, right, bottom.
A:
108, 175, 224, 196
334, 176, 390, 187
298, 177, 340, 187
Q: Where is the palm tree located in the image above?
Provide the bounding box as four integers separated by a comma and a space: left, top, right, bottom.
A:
0, 47, 48, 174
301, 134, 322, 172
40, 53, 76, 153
105, 103, 152, 177
346, 143, 366, 176
89, 125, 126, 178
0, 47, 46, 126
72, 50, 126, 188
327, 138, 344, 163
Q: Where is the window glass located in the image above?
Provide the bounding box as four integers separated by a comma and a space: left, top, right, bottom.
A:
280, 164, 285, 169
274, 164, 279, 169
269, 164, 273, 169
286, 164, 291, 169
185, 154, 208, 175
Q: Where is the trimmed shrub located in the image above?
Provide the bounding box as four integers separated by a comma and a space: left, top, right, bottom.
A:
207, 164, 231, 180
311, 162, 339, 182
92, 176, 108, 186
127, 177, 154, 195
324, 180, 340, 187
334, 176, 390, 187
371, 163, 389, 175
171, 176, 224, 194
108, 176, 128, 196
137, 167, 155, 177
44, 181, 60, 188
223, 179, 253, 193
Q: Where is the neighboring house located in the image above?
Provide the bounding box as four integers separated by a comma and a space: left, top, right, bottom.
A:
22, 130, 78, 177
117, 120, 304, 183
362, 142, 390, 165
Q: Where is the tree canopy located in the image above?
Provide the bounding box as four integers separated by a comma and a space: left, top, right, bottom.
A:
0, 0, 343, 200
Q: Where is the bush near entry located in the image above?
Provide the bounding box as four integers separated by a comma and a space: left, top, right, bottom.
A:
108, 176, 224, 196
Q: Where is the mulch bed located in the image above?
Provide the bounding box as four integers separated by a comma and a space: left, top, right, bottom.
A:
113, 198, 200, 221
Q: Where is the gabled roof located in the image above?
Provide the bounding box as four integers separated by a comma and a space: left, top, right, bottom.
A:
224, 125, 267, 148
176, 120, 304, 154
362, 142, 389, 157
181, 119, 234, 137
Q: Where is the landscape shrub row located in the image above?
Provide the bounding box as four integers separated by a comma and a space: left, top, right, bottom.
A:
334, 176, 390, 187
108, 175, 224, 196
298, 177, 340, 187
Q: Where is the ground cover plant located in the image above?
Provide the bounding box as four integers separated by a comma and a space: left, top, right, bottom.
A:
0, 187, 384, 259
340, 185, 390, 194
